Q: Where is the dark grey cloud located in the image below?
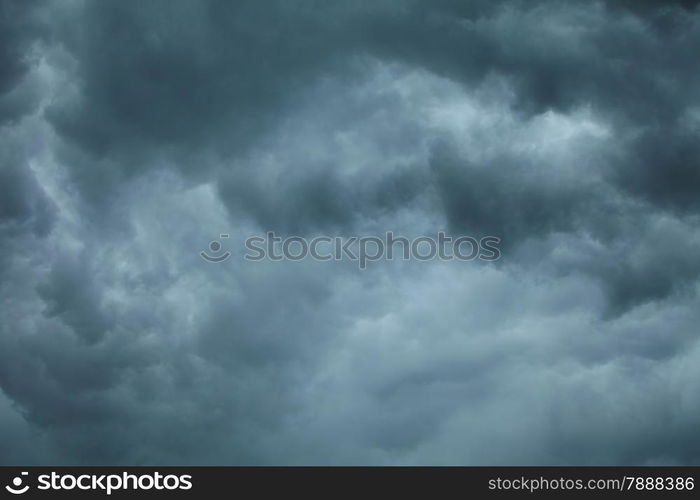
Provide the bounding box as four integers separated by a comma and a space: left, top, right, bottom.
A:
0, 0, 47, 124
0, 161, 54, 238
42, 0, 700, 229
46, 1, 362, 184
1, 0, 700, 466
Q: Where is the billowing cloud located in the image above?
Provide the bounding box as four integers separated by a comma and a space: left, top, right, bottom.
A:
1, 0, 699, 465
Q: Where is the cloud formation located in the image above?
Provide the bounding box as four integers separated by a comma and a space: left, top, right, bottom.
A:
1, 0, 700, 465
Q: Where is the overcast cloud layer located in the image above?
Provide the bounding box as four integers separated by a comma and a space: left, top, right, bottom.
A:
1, 0, 700, 465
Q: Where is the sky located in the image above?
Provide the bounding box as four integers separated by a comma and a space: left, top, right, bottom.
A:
1, 0, 700, 465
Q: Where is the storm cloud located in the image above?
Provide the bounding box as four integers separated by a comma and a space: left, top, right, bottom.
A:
1, 0, 700, 465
